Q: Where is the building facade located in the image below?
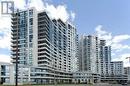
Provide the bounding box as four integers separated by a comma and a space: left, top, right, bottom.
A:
100, 40, 111, 77
0, 62, 14, 85
77, 35, 101, 83
78, 35, 127, 83
79, 35, 101, 74
16, 65, 72, 84
124, 67, 130, 81
99, 40, 127, 83
110, 61, 124, 76
72, 71, 100, 84
11, 8, 78, 84
10, 7, 128, 85
101, 61, 127, 83
11, 8, 38, 66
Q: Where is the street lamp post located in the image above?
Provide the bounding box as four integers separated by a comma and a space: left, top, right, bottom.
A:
15, 9, 19, 86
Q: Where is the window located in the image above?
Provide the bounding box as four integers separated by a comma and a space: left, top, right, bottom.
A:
29, 10, 33, 16
29, 35, 33, 42
29, 18, 33, 25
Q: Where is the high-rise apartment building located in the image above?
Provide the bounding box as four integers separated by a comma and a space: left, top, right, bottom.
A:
11, 8, 78, 84
78, 35, 127, 83
79, 35, 101, 74
100, 40, 111, 76
37, 12, 78, 72
74, 35, 101, 83
101, 46, 111, 76
11, 8, 38, 66
99, 40, 127, 82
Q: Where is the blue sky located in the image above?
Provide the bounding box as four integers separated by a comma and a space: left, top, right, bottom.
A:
51, 0, 130, 35
0, 0, 130, 66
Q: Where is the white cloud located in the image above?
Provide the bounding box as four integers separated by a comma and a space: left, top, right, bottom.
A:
111, 53, 115, 55
70, 11, 76, 22
45, 3, 69, 22
95, 25, 130, 49
14, 0, 74, 22
112, 35, 130, 43
28, 0, 45, 11
13, 0, 26, 9
112, 53, 130, 67
0, 17, 11, 31
0, 17, 11, 49
112, 43, 130, 50
28, 0, 75, 22
95, 25, 130, 67
95, 25, 107, 35
0, 32, 11, 49
0, 54, 11, 63
95, 25, 112, 45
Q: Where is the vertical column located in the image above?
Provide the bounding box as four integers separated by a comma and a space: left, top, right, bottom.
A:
9, 65, 15, 85
0, 64, 1, 83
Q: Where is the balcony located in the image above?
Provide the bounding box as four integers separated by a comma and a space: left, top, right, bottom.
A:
11, 17, 17, 21
38, 64, 52, 69
11, 47, 20, 52
11, 13, 16, 17
11, 32, 17, 36
38, 56, 51, 61
11, 47, 17, 51
11, 44, 17, 47
11, 25, 17, 28
11, 21, 17, 25
11, 56, 16, 59
38, 23, 50, 29
11, 40, 17, 43
11, 28, 17, 32
38, 59, 50, 63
